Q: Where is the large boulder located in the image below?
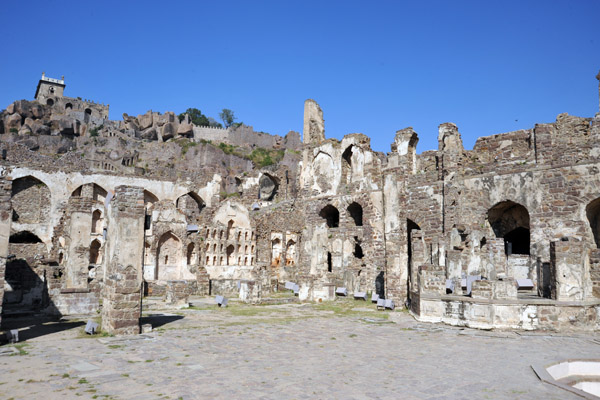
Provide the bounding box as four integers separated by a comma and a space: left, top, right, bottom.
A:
5, 113, 22, 131
137, 110, 154, 130
177, 122, 193, 138
161, 122, 176, 141
139, 127, 158, 141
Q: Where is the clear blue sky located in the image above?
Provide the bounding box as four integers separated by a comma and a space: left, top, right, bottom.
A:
1, 0, 599, 153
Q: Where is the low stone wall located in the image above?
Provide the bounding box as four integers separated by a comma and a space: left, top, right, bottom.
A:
414, 293, 600, 331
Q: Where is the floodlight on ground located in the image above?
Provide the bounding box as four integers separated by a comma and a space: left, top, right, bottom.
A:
336, 287, 347, 296
371, 293, 379, 303
85, 320, 99, 335
215, 295, 228, 307
354, 291, 367, 300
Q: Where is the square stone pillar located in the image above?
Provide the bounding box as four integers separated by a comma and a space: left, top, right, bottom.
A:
0, 175, 12, 328
102, 186, 145, 335
550, 238, 590, 301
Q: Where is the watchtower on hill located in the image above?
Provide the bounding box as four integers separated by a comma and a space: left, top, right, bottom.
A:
34, 72, 65, 106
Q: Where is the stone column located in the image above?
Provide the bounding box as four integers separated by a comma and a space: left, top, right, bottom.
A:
102, 186, 145, 335
0, 175, 12, 328
549, 237, 590, 301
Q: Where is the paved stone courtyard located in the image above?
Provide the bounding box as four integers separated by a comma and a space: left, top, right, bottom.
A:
0, 298, 598, 399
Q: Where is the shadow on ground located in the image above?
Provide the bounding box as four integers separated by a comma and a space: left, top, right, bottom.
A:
140, 313, 184, 329
1, 316, 85, 343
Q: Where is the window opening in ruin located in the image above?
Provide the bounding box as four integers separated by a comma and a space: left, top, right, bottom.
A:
212, 230, 216, 239
319, 205, 339, 228
245, 232, 248, 240
407, 219, 421, 297
341, 145, 354, 184
327, 252, 332, 272
206, 228, 210, 238
165, 255, 169, 264
347, 202, 363, 226
480, 237, 487, 248
144, 214, 152, 230
258, 174, 278, 201
354, 243, 364, 259
46, 98, 54, 106
176, 192, 205, 222
65, 103, 73, 110
237, 231, 241, 241
9, 231, 42, 243
220, 231, 224, 239
226, 245, 235, 265
586, 198, 600, 248
213, 256, 217, 265
220, 256, 224, 266
89, 240, 101, 265
227, 220, 234, 239
487, 201, 530, 255
85, 108, 92, 115
213, 243, 217, 252
58, 252, 63, 265
92, 210, 102, 234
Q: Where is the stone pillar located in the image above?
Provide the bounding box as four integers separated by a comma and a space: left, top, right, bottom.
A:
65, 196, 93, 288
102, 186, 145, 335
303, 99, 325, 144
0, 175, 12, 328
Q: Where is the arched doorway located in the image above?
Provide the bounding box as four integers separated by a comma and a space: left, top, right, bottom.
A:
157, 232, 182, 280
319, 205, 339, 228
487, 201, 530, 255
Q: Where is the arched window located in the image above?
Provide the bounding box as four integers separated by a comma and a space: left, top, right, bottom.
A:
319, 205, 339, 228
347, 202, 363, 226
65, 103, 73, 110
46, 98, 54, 106
187, 243, 196, 265
226, 245, 235, 265
85, 108, 92, 115
271, 238, 282, 267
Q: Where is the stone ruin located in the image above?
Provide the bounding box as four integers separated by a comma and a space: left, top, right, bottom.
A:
1, 71, 600, 335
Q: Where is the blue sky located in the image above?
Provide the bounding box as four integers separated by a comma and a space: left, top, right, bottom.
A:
1, 0, 599, 153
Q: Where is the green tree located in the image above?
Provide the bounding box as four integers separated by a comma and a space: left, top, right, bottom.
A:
219, 109, 236, 128
179, 108, 209, 127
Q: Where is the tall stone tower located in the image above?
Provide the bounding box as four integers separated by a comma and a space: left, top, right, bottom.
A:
34, 72, 65, 106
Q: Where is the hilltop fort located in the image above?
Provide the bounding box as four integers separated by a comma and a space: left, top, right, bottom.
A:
1, 72, 600, 334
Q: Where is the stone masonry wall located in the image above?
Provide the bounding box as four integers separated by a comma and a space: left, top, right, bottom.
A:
0, 175, 12, 327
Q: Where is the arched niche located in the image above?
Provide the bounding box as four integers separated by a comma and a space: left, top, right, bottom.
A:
91, 210, 103, 234
157, 232, 182, 280
487, 201, 530, 255
271, 238, 282, 267
259, 173, 279, 201
89, 239, 102, 265
11, 176, 51, 224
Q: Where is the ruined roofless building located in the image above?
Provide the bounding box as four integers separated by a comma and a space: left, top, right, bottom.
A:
0, 71, 600, 334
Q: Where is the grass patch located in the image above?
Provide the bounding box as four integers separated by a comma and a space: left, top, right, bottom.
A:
12, 344, 29, 356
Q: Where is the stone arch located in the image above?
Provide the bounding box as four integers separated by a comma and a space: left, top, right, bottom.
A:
271, 238, 282, 267
347, 202, 363, 226
319, 204, 339, 228
313, 151, 335, 193
11, 176, 51, 224
9, 231, 42, 243
156, 232, 182, 280
176, 192, 205, 221
46, 98, 54, 106
487, 201, 530, 255
144, 190, 159, 210
226, 245, 235, 265
65, 102, 73, 110
89, 239, 102, 265
70, 183, 108, 204
91, 209, 103, 234
85, 108, 92, 115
